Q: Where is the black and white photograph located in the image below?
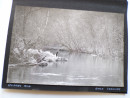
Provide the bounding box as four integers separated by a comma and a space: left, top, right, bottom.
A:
6, 5, 125, 87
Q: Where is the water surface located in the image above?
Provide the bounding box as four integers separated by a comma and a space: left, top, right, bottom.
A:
7, 52, 124, 87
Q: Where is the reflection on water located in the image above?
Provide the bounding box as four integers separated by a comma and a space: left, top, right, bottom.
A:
7, 52, 124, 87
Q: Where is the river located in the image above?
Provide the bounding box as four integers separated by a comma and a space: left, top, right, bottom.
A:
7, 51, 124, 87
